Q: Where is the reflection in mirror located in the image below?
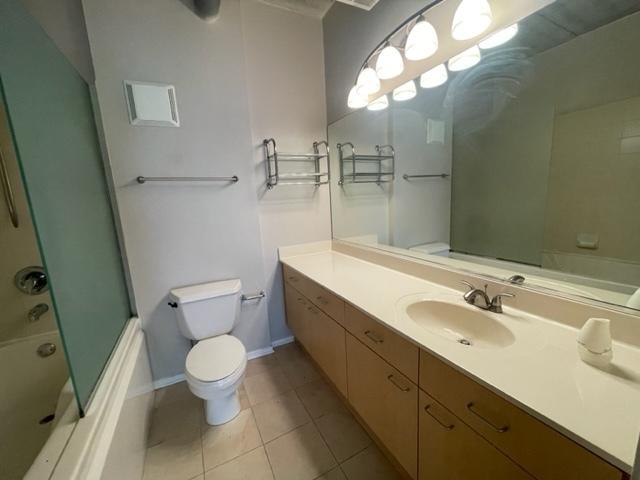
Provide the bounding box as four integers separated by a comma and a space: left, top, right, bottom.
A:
329, 0, 640, 313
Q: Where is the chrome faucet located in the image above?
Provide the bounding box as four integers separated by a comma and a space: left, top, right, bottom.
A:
461, 281, 515, 314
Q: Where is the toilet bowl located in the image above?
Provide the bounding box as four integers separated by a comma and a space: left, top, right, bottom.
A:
169, 279, 247, 426
185, 334, 247, 425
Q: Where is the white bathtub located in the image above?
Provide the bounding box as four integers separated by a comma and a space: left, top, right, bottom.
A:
0, 330, 69, 480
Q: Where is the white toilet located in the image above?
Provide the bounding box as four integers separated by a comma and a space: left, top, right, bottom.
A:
169, 279, 247, 425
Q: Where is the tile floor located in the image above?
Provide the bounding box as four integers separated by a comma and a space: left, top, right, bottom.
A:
143, 342, 402, 480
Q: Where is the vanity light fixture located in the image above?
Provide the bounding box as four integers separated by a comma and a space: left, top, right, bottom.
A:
367, 94, 389, 111
448, 45, 481, 71
356, 67, 381, 96
348, 85, 369, 109
393, 80, 417, 101
451, 0, 493, 40
479, 23, 519, 49
405, 16, 439, 61
375, 44, 404, 80
420, 64, 448, 88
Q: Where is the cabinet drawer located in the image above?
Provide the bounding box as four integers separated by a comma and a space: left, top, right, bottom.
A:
344, 303, 419, 383
419, 351, 624, 480
283, 264, 344, 325
307, 303, 348, 397
419, 390, 534, 480
283, 283, 312, 349
347, 333, 418, 479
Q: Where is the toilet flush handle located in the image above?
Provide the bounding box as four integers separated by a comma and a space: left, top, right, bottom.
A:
168, 302, 178, 308
241, 291, 265, 302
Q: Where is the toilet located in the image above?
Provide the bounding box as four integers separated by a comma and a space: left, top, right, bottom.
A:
169, 279, 247, 426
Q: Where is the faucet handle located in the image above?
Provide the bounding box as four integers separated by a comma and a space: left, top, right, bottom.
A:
460, 280, 475, 291
490, 292, 515, 313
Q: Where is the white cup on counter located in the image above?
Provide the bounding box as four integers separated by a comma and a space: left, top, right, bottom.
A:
577, 318, 613, 367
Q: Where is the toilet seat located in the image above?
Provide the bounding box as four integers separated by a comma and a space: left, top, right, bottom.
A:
186, 334, 246, 383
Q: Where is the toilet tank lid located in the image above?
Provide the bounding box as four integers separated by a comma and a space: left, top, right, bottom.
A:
170, 279, 241, 304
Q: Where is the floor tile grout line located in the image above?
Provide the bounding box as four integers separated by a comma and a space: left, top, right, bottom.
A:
201, 444, 266, 477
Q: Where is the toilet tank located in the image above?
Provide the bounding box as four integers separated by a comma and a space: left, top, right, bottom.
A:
169, 279, 242, 340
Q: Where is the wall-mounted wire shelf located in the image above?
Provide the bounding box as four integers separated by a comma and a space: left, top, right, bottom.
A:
136, 175, 239, 184
263, 138, 329, 189
402, 173, 450, 180
337, 143, 395, 186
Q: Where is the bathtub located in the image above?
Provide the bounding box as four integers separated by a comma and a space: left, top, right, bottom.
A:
0, 330, 69, 480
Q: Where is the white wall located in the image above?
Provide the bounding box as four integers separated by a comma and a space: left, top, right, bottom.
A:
241, 0, 331, 343
82, 0, 329, 382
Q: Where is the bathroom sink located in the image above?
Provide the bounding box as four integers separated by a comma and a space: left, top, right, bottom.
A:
404, 299, 515, 348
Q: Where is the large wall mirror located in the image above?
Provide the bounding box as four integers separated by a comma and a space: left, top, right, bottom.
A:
329, 0, 640, 314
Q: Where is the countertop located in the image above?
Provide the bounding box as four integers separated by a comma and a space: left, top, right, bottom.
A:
280, 249, 640, 474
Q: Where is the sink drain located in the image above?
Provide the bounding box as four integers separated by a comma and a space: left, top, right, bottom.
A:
39, 413, 55, 425
457, 338, 472, 346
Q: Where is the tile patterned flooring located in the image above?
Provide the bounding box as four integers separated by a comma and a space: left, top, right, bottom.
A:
143, 342, 402, 480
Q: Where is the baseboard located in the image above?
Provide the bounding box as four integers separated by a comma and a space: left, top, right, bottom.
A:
153, 373, 186, 390
247, 346, 274, 360
271, 335, 295, 348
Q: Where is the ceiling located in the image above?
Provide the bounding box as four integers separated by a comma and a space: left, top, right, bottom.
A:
256, 0, 336, 18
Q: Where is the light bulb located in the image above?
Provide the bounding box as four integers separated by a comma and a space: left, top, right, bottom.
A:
447, 45, 481, 71
347, 85, 368, 109
393, 80, 417, 102
451, 0, 492, 40
375, 45, 404, 80
405, 18, 438, 61
356, 67, 380, 96
420, 64, 448, 88
479, 23, 518, 49
367, 94, 389, 111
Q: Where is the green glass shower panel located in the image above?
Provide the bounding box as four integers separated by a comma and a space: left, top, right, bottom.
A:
0, 0, 131, 411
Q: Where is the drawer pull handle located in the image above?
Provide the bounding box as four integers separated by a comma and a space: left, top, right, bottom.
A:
288, 276, 299, 283
466, 402, 509, 433
307, 306, 318, 315
296, 297, 305, 304
364, 330, 384, 344
316, 295, 329, 305
387, 374, 410, 392
424, 404, 454, 431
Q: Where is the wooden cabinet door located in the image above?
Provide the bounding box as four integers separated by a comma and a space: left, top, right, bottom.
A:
419, 390, 533, 480
347, 333, 418, 479
284, 283, 312, 350
307, 303, 347, 397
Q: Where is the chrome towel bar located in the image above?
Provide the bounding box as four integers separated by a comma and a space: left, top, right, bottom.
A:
136, 175, 239, 184
241, 291, 265, 302
403, 173, 450, 180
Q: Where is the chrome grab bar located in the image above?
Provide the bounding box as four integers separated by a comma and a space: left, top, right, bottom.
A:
241, 290, 265, 302
403, 173, 450, 180
0, 145, 18, 228
136, 175, 238, 184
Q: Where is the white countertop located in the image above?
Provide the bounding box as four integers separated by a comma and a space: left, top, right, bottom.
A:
280, 249, 640, 474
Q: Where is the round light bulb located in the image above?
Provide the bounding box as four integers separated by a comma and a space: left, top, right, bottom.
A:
375, 45, 404, 80
479, 23, 519, 49
451, 0, 492, 40
420, 64, 448, 88
393, 80, 417, 102
356, 67, 380, 96
447, 45, 481, 71
367, 94, 389, 111
405, 19, 439, 61
347, 85, 368, 109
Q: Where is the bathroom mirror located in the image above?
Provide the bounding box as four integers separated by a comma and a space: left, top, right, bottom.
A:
329, 0, 640, 313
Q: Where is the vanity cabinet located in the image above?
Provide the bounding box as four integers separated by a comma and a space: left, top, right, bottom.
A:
346, 333, 418, 479
419, 351, 624, 480
282, 263, 627, 480
283, 274, 347, 396
419, 390, 534, 480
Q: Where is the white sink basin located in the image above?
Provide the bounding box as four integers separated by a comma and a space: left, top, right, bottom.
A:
403, 298, 516, 348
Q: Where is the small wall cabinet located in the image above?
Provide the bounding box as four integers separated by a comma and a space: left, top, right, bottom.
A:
282, 263, 628, 480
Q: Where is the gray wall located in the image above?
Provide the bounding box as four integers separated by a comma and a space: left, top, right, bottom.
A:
82, 0, 330, 384
22, 0, 95, 83
322, 0, 425, 124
